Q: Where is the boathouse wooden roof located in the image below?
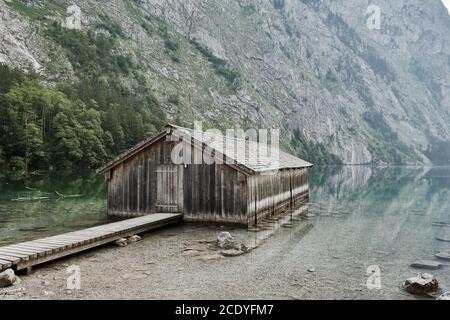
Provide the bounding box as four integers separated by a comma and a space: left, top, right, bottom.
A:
97, 124, 313, 175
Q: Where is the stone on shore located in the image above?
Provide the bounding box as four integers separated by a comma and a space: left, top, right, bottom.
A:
114, 238, 128, 247
403, 273, 439, 297
182, 249, 201, 257
216, 232, 251, 255
198, 254, 223, 261
410, 260, 442, 270
128, 235, 142, 243
221, 249, 245, 257
216, 232, 235, 250
0, 269, 19, 288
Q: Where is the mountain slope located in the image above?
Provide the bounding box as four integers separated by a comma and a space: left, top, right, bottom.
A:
1, 0, 450, 167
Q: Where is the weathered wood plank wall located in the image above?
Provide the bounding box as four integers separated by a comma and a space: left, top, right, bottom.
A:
247, 168, 309, 226
183, 164, 247, 224
107, 138, 183, 217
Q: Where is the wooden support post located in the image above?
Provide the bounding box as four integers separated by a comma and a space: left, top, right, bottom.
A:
17, 266, 33, 275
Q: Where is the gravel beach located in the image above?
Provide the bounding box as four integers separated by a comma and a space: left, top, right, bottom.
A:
0, 218, 418, 300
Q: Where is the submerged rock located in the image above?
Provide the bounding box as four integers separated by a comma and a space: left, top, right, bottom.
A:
435, 252, 450, 261
301, 213, 316, 220
0, 269, 18, 288
432, 222, 450, 227
437, 292, 450, 300
282, 224, 294, 228
404, 273, 439, 297
410, 260, 442, 270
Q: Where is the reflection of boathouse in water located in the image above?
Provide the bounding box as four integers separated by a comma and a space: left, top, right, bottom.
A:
97, 124, 313, 227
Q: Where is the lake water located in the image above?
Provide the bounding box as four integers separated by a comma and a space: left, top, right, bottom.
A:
0, 166, 449, 298
0, 171, 107, 246
305, 166, 450, 298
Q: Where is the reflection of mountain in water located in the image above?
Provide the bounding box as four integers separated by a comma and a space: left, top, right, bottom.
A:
311, 166, 450, 217
303, 166, 450, 297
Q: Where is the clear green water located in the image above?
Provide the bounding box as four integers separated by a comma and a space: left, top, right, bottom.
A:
0, 171, 108, 246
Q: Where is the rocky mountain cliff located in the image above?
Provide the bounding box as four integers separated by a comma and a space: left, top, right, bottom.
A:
1, 0, 450, 165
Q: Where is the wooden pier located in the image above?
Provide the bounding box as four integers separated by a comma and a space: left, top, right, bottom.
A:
0, 213, 182, 273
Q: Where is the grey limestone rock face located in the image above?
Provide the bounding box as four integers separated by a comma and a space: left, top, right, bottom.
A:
2, 0, 450, 164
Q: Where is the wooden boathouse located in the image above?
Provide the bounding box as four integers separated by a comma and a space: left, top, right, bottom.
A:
97, 124, 313, 227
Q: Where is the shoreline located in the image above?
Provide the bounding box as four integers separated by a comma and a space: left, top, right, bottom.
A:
0, 220, 416, 300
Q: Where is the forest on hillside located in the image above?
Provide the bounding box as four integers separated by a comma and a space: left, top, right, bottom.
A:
0, 62, 165, 173
0, 14, 169, 174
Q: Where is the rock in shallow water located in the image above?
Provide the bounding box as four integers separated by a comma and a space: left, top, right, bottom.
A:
435, 252, 450, 261
410, 260, 442, 270
433, 222, 450, 227
0, 269, 18, 288
404, 273, 439, 297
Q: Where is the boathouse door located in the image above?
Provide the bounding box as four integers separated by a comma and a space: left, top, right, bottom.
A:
156, 165, 183, 213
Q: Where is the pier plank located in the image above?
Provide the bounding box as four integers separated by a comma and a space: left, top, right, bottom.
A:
0, 255, 22, 264
8, 245, 49, 255
0, 213, 182, 272
0, 259, 13, 268
0, 248, 38, 259
8, 247, 45, 257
